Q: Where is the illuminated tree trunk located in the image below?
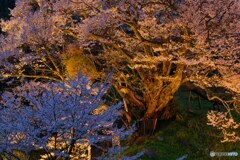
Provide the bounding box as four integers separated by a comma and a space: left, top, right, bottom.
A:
143, 64, 184, 119
116, 62, 184, 122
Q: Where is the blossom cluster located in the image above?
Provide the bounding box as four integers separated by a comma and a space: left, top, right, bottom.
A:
207, 111, 240, 143
0, 73, 142, 159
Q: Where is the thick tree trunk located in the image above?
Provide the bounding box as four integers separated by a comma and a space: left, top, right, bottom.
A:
115, 62, 184, 129
143, 64, 184, 120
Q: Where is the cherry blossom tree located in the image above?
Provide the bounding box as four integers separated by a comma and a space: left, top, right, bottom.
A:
61, 0, 239, 121
0, 0, 66, 82
0, 0, 239, 124
0, 73, 142, 159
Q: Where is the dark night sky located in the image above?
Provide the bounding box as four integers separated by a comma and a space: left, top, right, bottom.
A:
0, 0, 15, 19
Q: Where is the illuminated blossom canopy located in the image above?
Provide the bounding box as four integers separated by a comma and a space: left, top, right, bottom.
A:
0, 73, 142, 159
0, 0, 239, 142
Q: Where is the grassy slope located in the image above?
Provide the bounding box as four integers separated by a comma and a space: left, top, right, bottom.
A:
125, 88, 240, 160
